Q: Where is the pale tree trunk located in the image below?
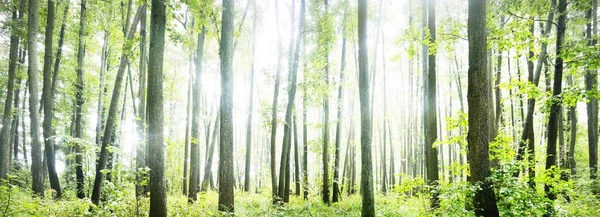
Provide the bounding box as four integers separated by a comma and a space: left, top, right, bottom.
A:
332, 5, 348, 202
269, 0, 284, 200
244, 1, 257, 192
135, 1, 146, 198
189, 26, 206, 202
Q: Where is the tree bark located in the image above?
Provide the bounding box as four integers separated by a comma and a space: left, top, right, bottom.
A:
244, 2, 257, 192
333, 10, 348, 202
218, 0, 235, 212
135, 1, 147, 198
201, 111, 219, 192
72, 0, 86, 199
269, 0, 284, 200
467, 0, 500, 215
585, 0, 598, 181
358, 0, 375, 215
189, 26, 206, 202
425, 0, 439, 208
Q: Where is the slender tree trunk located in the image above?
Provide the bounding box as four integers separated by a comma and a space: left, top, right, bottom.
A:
71, 0, 87, 199
568, 75, 577, 176
201, 112, 219, 192
189, 26, 206, 202
269, 0, 285, 201
545, 0, 567, 205
277, 0, 305, 203
135, 1, 147, 198
468, 0, 500, 215
332, 11, 348, 202
244, 2, 257, 192
218, 0, 235, 211
302, 90, 309, 199
293, 111, 301, 196
358, 0, 375, 215
425, 0, 439, 208
585, 0, 598, 181
92, 6, 143, 205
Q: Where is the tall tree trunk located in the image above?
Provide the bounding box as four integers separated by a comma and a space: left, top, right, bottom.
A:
332, 7, 348, 202
321, 0, 332, 204
302, 90, 309, 199
545, 0, 567, 205
467, 0, 500, 215
586, 0, 598, 181
218, 0, 235, 211
201, 111, 219, 192
42, 0, 63, 199
91, 6, 143, 205
183, 54, 192, 196
72, 0, 86, 199
277, 0, 305, 203
244, 2, 257, 192
189, 26, 206, 202
358, 0, 375, 215
27, 0, 44, 196
0, 0, 22, 179
147, 0, 167, 215
269, 0, 285, 201
293, 111, 301, 196
135, 1, 147, 198
425, 0, 439, 208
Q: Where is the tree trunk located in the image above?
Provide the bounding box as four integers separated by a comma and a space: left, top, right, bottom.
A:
72, 0, 86, 199
147, 0, 167, 215
585, 0, 598, 181
189, 26, 206, 202
218, 0, 235, 211
302, 90, 309, 199
244, 2, 257, 192
27, 0, 44, 196
358, 0, 375, 215
269, 0, 284, 200
332, 11, 348, 202
277, 0, 305, 203
425, 0, 439, 208
135, 1, 147, 198
91, 6, 143, 205
293, 111, 301, 196
545, 0, 567, 204
201, 111, 219, 192
467, 0, 500, 215
0, 0, 22, 179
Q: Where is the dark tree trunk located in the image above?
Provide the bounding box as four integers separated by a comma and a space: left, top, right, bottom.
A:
293, 111, 301, 196
189, 27, 206, 202
585, 0, 598, 181
147, 0, 167, 215
467, 0, 500, 215
544, 0, 567, 205
425, 0, 439, 208
91, 6, 143, 205
27, 0, 45, 196
41, 0, 62, 199
218, 0, 235, 211
358, 0, 375, 215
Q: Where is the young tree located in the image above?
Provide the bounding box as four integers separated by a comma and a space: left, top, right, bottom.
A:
189, 25, 206, 202
358, 0, 375, 215
244, 1, 257, 193
332, 0, 348, 203
467, 0, 499, 215
270, 0, 284, 200
218, 0, 235, 212
545, 0, 567, 204
91, 6, 143, 205
135, 0, 147, 198
147, 0, 167, 215
586, 0, 598, 181
27, 0, 45, 196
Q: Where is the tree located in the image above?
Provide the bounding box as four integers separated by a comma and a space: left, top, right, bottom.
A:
244, 0, 257, 193
425, 0, 439, 208
135, 0, 147, 198
73, 0, 87, 199
277, 0, 305, 203
467, 0, 499, 215
358, 0, 375, 215
147, 0, 167, 215
0, 0, 22, 180
545, 0, 567, 205
332, 0, 348, 203
189, 25, 206, 202
270, 0, 285, 201
586, 0, 598, 181
27, 0, 44, 196
91, 6, 143, 205
218, 0, 235, 212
